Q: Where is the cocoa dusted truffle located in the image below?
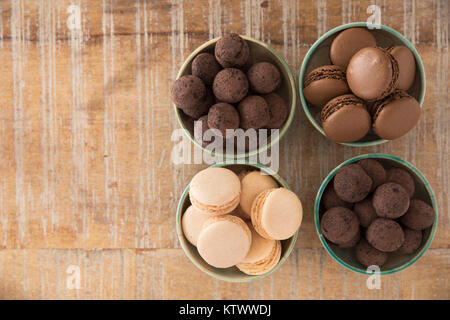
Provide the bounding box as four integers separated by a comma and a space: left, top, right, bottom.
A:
396, 227, 422, 254
215, 33, 249, 68
354, 197, 377, 228
320, 207, 360, 245
386, 168, 415, 198
401, 199, 435, 230
247, 62, 281, 94
193, 115, 210, 147
207, 103, 240, 139
358, 159, 387, 191
192, 53, 221, 86
372, 182, 410, 219
333, 163, 373, 203
322, 184, 352, 210
366, 218, 405, 252
182, 87, 214, 119
213, 68, 249, 103
356, 238, 388, 267
237, 95, 270, 129
339, 229, 361, 248
171, 75, 206, 111
263, 93, 289, 129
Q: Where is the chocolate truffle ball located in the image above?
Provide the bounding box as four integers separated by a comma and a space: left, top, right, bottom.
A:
263, 93, 289, 129
333, 163, 373, 203
182, 87, 214, 119
354, 197, 377, 228
386, 168, 415, 198
356, 238, 388, 267
320, 207, 360, 245
401, 199, 435, 230
213, 68, 249, 103
396, 227, 422, 254
372, 182, 410, 219
366, 218, 405, 252
358, 159, 387, 191
322, 184, 353, 210
215, 33, 249, 68
247, 62, 281, 94
339, 229, 361, 248
192, 52, 221, 85
171, 75, 206, 111
207, 103, 240, 139
237, 95, 270, 129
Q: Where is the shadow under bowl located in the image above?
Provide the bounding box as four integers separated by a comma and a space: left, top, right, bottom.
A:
176, 161, 299, 282
299, 22, 426, 147
314, 153, 437, 275
174, 35, 297, 159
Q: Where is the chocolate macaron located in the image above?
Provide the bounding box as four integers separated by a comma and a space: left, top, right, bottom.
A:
366, 218, 405, 252
330, 27, 377, 68
303, 65, 350, 107
389, 46, 416, 91
321, 94, 371, 143
347, 47, 399, 101
369, 89, 421, 140
213, 68, 249, 104
333, 163, 373, 203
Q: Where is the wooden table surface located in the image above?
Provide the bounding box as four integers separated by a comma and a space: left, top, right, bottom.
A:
0, 0, 448, 300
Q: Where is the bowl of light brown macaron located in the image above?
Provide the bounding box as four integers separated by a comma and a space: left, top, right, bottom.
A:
299, 22, 425, 146
171, 33, 297, 159
176, 162, 303, 282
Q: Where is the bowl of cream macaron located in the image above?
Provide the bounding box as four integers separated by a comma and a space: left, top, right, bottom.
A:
172, 34, 297, 160
299, 22, 426, 147
176, 161, 303, 282
314, 153, 437, 275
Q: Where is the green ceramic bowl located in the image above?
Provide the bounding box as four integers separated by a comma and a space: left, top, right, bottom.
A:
174, 35, 297, 159
314, 153, 437, 275
299, 22, 426, 147
176, 161, 299, 282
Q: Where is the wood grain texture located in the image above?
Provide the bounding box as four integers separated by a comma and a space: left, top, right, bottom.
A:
0, 0, 448, 299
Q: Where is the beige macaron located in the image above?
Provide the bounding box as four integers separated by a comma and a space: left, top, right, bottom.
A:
239, 171, 278, 219
181, 205, 212, 246
237, 221, 281, 275
197, 215, 252, 268
189, 167, 241, 215
251, 188, 303, 240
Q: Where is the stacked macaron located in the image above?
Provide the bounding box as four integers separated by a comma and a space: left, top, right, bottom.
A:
182, 167, 303, 275
171, 33, 289, 151
319, 159, 435, 268
303, 27, 421, 143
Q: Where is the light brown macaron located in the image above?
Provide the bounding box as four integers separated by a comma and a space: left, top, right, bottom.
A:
369, 89, 421, 140
237, 221, 281, 275
239, 171, 278, 219
189, 167, 241, 215
303, 65, 350, 108
347, 47, 399, 101
321, 94, 371, 143
330, 27, 377, 68
181, 205, 212, 246
251, 188, 303, 240
197, 215, 252, 268
389, 46, 416, 91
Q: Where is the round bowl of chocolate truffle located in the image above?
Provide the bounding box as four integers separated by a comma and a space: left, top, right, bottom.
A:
171, 33, 297, 159
299, 22, 426, 146
176, 161, 303, 282
314, 153, 437, 275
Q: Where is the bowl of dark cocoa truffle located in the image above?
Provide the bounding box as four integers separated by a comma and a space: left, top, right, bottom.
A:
171, 33, 296, 159
314, 153, 437, 275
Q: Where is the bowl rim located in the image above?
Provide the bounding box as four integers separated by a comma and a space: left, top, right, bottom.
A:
173, 35, 297, 159
176, 160, 299, 282
298, 22, 427, 147
313, 153, 438, 275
